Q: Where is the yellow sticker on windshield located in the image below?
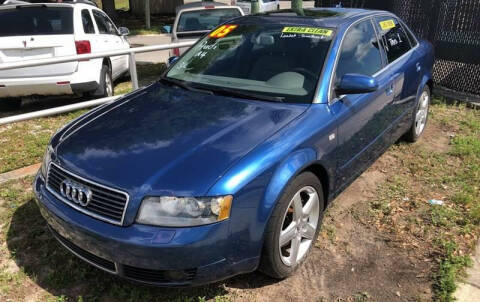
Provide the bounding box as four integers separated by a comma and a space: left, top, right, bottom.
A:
379, 19, 396, 30
282, 27, 333, 37
210, 24, 238, 38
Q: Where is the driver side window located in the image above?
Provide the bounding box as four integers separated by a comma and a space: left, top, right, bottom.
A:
333, 19, 383, 97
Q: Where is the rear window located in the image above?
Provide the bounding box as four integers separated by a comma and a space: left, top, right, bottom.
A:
177, 8, 242, 33
0, 7, 73, 37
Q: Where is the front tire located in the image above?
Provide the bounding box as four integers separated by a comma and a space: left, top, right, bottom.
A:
259, 172, 324, 279
404, 86, 430, 142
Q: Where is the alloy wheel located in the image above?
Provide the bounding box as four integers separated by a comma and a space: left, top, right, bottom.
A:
415, 90, 429, 136
278, 186, 320, 267
105, 72, 113, 97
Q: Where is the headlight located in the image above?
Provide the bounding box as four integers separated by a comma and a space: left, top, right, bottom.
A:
40, 145, 54, 178
136, 195, 233, 227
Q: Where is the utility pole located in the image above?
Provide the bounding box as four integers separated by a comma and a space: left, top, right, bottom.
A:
251, 0, 260, 14
145, 0, 151, 29
292, 0, 303, 10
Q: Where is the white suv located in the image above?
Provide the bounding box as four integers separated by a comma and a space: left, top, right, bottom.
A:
0, 1, 130, 108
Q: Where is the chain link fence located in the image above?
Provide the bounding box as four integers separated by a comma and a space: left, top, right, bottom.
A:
316, 0, 480, 102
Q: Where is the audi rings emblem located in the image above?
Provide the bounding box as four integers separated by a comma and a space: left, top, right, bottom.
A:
60, 179, 92, 207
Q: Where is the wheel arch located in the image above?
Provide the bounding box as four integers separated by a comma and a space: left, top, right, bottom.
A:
259, 148, 332, 224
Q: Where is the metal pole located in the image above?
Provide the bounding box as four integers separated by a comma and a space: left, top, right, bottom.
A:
0, 95, 122, 125
145, 0, 151, 30
129, 52, 139, 90
251, 0, 260, 14
0, 41, 196, 71
292, 0, 303, 10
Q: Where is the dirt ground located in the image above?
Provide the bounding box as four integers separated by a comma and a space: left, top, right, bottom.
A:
221, 123, 450, 302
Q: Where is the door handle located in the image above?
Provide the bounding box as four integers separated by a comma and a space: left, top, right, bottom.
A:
416, 62, 421, 72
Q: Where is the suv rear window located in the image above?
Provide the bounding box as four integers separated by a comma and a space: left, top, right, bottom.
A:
177, 8, 242, 33
0, 7, 73, 36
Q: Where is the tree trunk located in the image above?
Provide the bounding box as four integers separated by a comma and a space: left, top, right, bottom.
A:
101, 0, 118, 20
292, 0, 303, 10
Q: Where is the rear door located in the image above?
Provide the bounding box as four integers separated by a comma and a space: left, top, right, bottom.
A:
373, 16, 420, 136
0, 5, 77, 78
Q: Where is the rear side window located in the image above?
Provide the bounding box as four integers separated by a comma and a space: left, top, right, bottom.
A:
81, 9, 95, 34
92, 10, 117, 35
335, 19, 383, 84
374, 16, 412, 63
0, 7, 73, 36
177, 9, 242, 33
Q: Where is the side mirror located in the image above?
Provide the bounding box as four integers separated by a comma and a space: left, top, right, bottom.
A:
163, 25, 172, 34
118, 27, 130, 36
335, 73, 378, 95
167, 56, 179, 67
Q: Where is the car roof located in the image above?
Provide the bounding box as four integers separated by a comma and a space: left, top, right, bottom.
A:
237, 8, 390, 29
176, 1, 230, 12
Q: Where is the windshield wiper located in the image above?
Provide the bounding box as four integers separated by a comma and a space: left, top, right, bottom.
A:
209, 87, 285, 103
159, 77, 213, 95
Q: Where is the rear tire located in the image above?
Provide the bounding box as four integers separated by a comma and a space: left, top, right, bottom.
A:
90, 64, 114, 98
0, 98, 22, 111
259, 172, 324, 279
404, 86, 430, 142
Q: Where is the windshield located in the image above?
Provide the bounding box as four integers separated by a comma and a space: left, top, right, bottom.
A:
177, 8, 242, 33
0, 7, 73, 36
167, 23, 334, 103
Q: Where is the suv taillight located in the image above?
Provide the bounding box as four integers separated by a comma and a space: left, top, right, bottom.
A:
173, 48, 180, 56
75, 40, 91, 55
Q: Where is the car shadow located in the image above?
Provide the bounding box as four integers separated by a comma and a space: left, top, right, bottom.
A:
6, 199, 275, 300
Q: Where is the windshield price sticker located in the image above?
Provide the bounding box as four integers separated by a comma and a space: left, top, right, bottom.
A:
210, 25, 238, 38
282, 27, 333, 37
379, 20, 396, 30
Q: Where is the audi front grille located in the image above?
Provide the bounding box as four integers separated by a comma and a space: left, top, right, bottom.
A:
46, 163, 129, 225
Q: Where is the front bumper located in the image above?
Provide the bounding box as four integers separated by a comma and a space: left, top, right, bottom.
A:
33, 173, 258, 286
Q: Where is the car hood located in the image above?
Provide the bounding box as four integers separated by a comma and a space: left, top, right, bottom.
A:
54, 83, 308, 196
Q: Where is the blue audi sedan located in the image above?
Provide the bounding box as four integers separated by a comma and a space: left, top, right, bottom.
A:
34, 8, 434, 286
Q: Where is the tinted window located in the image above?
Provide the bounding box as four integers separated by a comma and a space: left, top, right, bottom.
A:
93, 10, 117, 35
167, 24, 334, 103
177, 9, 242, 32
335, 19, 383, 83
402, 22, 418, 47
375, 16, 412, 63
0, 7, 73, 36
81, 9, 95, 34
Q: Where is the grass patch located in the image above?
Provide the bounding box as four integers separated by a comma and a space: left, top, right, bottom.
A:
0, 63, 165, 174
368, 102, 480, 301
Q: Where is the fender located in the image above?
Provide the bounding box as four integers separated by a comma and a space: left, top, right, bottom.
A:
258, 148, 317, 223
416, 73, 433, 101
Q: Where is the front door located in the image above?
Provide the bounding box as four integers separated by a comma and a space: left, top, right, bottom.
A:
330, 18, 396, 191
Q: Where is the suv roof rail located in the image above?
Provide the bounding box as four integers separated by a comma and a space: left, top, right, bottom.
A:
60, 0, 98, 7
2, 0, 30, 5
2, 0, 98, 6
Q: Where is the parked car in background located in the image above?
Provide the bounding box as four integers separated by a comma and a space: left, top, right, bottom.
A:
170, 1, 243, 57
34, 8, 434, 286
232, 0, 280, 14
0, 1, 130, 109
